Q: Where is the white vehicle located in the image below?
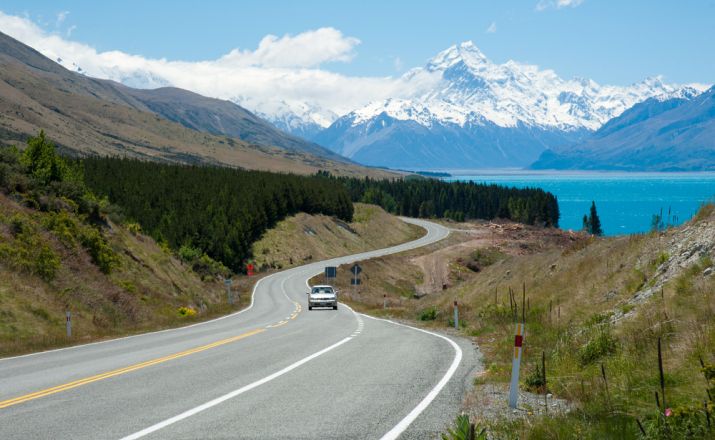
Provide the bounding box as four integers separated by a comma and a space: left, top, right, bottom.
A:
307, 285, 338, 310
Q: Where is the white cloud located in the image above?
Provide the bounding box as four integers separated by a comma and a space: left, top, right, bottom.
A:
536, 0, 584, 11
486, 22, 497, 33
0, 10, 434, 122
393, 56, 404, 71
66, 24, 76, 37
55, 10, 69, 27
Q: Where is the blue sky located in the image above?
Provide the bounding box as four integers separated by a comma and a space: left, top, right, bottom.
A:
2, 0, 714, 85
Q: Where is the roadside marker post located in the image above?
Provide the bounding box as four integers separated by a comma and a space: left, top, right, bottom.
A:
508, 321, 525, 408
66, 311, 72, 338
383, 294, 387, 309
224, 278, 233, 305
453, 301, 459, 329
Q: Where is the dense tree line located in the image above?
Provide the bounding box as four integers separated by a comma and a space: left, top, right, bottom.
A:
82, 158, 354, 272
334, 175, 559, 227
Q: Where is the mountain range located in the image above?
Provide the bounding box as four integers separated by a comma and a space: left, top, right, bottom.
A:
532, 85, 715, 171
0, 31, 390, 177
4, 30, 714, 172
311, 42, 706, 169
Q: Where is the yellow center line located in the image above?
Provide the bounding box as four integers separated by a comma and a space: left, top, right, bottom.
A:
0, 328, 265, 409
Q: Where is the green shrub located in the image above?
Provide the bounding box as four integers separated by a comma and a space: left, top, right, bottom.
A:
126, 222, 142, 235
178, 244, 203, 263
441, 414, 487, 440
419, 306, 438, 321
578, 326, 618, 365
79, 226, 119, 274
0, 215, 60, 281
524, 362, 546, 392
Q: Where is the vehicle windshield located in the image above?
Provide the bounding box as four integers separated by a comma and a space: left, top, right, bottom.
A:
312, 287, 334, 294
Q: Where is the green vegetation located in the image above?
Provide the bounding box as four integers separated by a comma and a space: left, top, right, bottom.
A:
0, 131, 118, 276
441, 414, 487, 440
419, 306, 438, 321
582, 200, 603, 235
82, 158, 355, 272
336, 175, 560, 227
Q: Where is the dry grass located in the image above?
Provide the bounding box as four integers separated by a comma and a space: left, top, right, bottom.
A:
320, 211, 715, 438
251, 203, 423, 270
0, 57, 397, 178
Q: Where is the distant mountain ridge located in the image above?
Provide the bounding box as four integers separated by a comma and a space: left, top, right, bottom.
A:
312, 42, 705, 169
0, 31, 382, 176
531, 86, 715, 171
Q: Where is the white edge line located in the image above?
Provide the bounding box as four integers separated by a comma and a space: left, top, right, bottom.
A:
2, 217, 444, 363
117, 218, 448, 438
360, 314, 463, 440
118, 336, 353, 440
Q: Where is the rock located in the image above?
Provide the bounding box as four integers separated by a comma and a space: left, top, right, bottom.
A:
550, 264, 557, 271
704, 267, 713, 276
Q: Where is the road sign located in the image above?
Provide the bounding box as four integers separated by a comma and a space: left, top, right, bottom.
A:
224, 278, 232, 286
325, 266, 337, 279
350, 264, 362, 276
247, 264, 254, 276
350, 278, 361, 285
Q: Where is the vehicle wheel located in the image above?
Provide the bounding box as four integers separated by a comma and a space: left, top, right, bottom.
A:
308, 306, 312, 311
333, 304, 338, 310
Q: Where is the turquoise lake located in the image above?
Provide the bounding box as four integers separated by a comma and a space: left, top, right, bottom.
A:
444, 172, 715, 236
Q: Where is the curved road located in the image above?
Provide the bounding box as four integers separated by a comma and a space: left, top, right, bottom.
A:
0, 218, 479, 439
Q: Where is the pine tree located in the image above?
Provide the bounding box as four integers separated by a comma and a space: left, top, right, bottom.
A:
589, 201, 603, 235
583, 201, 603, 236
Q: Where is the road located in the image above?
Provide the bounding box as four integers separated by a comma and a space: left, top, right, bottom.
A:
0, 218, 480, 439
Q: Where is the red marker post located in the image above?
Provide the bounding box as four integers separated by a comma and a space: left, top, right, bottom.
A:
247, 263, 254, 277
508, 322, 525, 408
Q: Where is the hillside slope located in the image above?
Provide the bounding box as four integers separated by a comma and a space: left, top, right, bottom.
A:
0, 192, 237, 356
532, 87, 715, 171
321, 210, 715, 437
118, 86, 348, 162
0, 32, 381, 177
251, 203, 423, 271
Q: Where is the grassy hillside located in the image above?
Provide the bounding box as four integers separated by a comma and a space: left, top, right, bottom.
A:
0, 32, 395, 178
320, 214, 715, 438
0, 190, 243, 356
251, 203, 423, 271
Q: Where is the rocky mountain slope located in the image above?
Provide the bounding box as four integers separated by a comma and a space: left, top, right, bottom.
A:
532, 86, 715, 170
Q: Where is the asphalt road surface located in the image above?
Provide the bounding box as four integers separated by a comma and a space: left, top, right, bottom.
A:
0, 218, 480, 439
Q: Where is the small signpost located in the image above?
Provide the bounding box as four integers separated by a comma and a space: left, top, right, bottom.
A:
224, 278, 233, 305
325, 266, 337, 279
350, 264, 362, 288
66, 310, 72, 338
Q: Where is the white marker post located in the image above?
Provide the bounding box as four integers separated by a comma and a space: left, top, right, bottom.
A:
224, 278, 233, 305
453, 301, 459, 329
66, 311, 72, 338
508, 322, 524, 408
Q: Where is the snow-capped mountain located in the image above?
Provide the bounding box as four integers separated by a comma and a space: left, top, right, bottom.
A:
315, 42, 707, 169
246, 100, 338, 140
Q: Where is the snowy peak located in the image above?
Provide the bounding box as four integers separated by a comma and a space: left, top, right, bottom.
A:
343, 42, 708, 132
427, 41, 489, 72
